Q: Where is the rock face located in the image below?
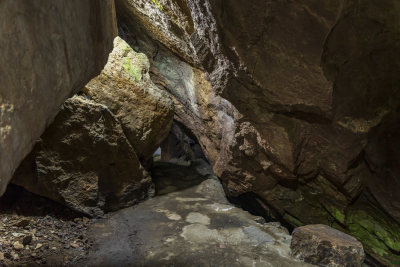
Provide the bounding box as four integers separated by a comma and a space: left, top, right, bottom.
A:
291, 224, 365, 267
0, 0, 117, 195
12, 96, 153, 217
83, 37, 174, 166
116, 0, 400, 265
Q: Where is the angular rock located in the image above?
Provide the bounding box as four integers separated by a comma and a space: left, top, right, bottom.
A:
291, 224, 365, 267
0, 0, 117, 195
12, 96, 153, 217
83, 37, 174, 166
13, 241, 24, 250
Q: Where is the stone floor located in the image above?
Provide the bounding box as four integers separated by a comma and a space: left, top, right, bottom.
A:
0, 160, 313, 266
78, 161, 312, 266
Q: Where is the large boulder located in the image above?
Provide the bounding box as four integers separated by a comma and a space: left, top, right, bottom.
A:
83, 37, 174, 166
12, 96, 153, 217
0, 0, 117, 195
290, 224, 365, 267
115, 0, 400, 265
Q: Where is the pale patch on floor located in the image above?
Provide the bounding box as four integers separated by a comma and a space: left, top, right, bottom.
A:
181, 224, 222, 244
208, 203, 235, 212
175, 197, 208, 202
155, 208, 182, 221
185, 212, 210, 225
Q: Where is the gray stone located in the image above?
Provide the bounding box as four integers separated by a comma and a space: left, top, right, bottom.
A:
291, 224, 365, 267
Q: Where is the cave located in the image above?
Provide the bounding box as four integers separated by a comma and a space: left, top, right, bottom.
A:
1, 0, 400, 266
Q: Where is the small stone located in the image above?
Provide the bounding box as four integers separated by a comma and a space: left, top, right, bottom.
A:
35, 243, 42, 250
11, 252, 19, 260
51, 247, 57, 250
11, 233, 24, 237
70, 242, 79, 248
13, 241, 24, 250
22, 235, 32, 246
14, 219, 30, 228
0, 252, 4, 260
82, 217, 90, 224
290, 224, 365, 267
254, 217, 266, 224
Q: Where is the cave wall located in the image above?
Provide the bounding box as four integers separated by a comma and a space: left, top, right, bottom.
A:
0, 0, 117, 195
116, 0, 400, 265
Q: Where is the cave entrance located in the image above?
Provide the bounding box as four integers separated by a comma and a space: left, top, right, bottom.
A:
150, 120, 213, 196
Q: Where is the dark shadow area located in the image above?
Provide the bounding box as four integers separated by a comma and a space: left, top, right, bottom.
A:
151, 120, 213, 195
0, 184, 84, 220
151, 159, 213, 195
158, 120, 208, 164
228, 192, 295, 232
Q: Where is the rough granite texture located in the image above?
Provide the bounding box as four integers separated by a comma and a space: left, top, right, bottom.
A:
291, 224, 365, 267
12, 96, 153, 217
83, 37, 174, 166
116, 0, 400, 265
0, 0, 117, 195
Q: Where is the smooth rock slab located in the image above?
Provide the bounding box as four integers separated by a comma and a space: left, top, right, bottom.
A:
79, 163, 313, 266
290, 224, 365, 267
0, 0, 116, 195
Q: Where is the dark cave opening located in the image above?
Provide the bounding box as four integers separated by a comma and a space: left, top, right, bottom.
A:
149, 120, 213, 196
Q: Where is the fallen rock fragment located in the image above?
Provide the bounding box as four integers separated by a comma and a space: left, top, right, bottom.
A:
290, 224, 365, 267
13, 219, 30, 228
70, 242, 79, 249
13, 241, 24, 250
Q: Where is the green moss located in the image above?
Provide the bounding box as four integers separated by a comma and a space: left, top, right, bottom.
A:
346, 198, 400, 266
122, 57, 141, 82
151, 0, 163, 11
333, 209, 346, 224
347, 209, 400, 252
283, 213, 303, 227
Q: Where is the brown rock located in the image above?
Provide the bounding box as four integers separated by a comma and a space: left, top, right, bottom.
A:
12, 96, 153, 217
290, 224, 365, 266
83, 37, 174, 166
13, 218, 30, 228
13, 241, 24, 250
116, 0, 400, 264
0, 0, 117, 195
70, 242, 79, 249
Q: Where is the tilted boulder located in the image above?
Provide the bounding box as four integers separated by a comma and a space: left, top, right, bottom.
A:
291, 224, 365, 267
83, 37, 174, 166
0, 0, 116, 195
12, 96, 153, 217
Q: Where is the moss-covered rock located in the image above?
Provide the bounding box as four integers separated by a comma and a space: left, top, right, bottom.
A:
84, 37, 174, 166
